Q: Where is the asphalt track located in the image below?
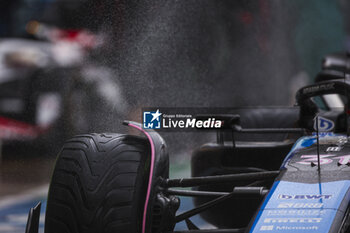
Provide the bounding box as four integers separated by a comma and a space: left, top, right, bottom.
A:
0, 185, 47, 233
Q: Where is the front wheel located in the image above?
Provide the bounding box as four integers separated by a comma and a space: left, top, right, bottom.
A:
45, 133, 151, 233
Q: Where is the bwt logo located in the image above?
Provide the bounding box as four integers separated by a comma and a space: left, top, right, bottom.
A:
313, 116, 334, 132
143, 109, 162, 129
278, 194, 332, 200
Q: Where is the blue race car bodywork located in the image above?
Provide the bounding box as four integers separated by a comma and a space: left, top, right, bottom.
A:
249, 134, 350, 233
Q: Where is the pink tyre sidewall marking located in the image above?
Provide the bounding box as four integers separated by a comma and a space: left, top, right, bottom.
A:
128, 123, 155, 233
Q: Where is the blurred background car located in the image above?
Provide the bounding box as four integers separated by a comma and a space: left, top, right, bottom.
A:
0, 10, 127, 157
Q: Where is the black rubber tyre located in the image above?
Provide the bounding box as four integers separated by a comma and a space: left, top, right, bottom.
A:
45, 133, 150, 233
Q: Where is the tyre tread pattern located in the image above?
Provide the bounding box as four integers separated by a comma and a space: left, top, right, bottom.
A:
45, 133, 149, 233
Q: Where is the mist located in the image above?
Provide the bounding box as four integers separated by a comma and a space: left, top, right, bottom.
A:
89, 1, 301, 158
35, 0, 346, 160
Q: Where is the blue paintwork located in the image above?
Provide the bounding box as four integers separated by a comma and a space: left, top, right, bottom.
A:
280, 133, 339, 168
280, 136, 316, 168
249, 181, 350, 233
250, 133, 350, 233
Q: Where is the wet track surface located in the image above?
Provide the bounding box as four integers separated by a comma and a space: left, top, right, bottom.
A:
0, 150, 55, 233
0, 188, 47, 233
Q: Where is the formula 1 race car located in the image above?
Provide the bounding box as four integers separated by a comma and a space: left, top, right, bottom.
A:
25, 53, 350, 233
